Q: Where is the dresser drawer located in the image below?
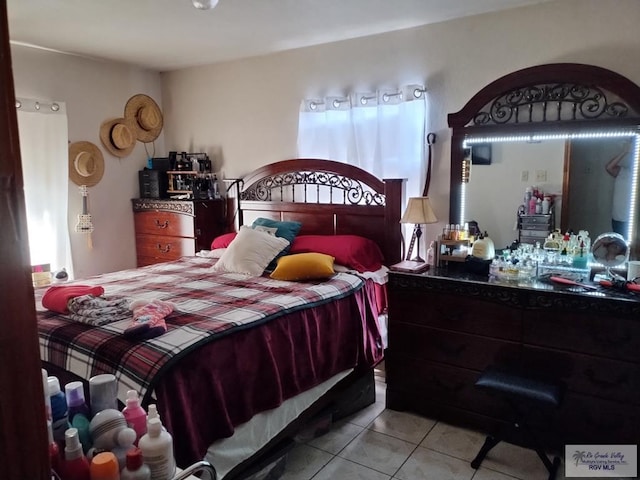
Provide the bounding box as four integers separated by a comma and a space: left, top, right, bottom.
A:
523, 345, 639, 404
523, 311, 640, 362
390, 323, 520, 370
135, 234, 195, 260
519, 215, 551, 226
557, 392, 640, 445
388, 289, 521, 340
134, 210, 195, 238
386, 355, 509, 419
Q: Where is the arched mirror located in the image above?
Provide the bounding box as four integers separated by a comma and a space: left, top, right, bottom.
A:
448, 63, 640, 258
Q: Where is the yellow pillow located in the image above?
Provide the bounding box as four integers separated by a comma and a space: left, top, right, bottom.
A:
270, 253, 335, 281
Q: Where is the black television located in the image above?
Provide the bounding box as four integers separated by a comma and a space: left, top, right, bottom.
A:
471, 143, 492, 165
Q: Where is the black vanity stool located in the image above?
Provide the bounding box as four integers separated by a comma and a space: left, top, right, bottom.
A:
471, 366, 564, 480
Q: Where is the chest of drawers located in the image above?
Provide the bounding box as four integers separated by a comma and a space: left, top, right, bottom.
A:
518, 213, 553, 245
132, 198, 226, 267
386, 271, 640, 449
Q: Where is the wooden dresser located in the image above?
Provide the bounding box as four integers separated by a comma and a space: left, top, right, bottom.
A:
132, 198, 226, 267
386, 270, 640, 449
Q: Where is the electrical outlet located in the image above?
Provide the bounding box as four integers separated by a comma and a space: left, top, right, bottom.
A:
535, 169, 547, 182
521, 170, 529, 182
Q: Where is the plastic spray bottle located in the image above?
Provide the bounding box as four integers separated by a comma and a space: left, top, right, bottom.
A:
60, 427, 90, 480
48, 376, 69, 446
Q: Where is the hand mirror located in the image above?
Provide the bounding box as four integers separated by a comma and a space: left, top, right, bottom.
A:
591, 232, 629, 279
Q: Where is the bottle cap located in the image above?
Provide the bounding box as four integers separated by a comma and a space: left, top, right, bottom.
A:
126, 447, 144, 471
147, 417, 162, 436
91, 452, 119, 479
125, 389, 140, 407
147, 404, 160, 421
64, 428, 82, 460
47, 376, 61, 396
65, 381, 86, 407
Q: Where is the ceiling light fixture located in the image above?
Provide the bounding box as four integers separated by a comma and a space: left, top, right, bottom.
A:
192, 0, 219, 10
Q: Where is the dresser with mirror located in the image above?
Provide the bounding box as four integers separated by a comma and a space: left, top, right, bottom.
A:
447, 63, 640, 256
386, 63, 640, 451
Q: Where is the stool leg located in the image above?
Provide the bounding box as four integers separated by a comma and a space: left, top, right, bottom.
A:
471, 435, 500, 469
514, 410, 558, 477
546, 456, 561, 480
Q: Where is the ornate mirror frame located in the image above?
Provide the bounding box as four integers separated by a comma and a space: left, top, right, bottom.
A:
448, 63, 640, 257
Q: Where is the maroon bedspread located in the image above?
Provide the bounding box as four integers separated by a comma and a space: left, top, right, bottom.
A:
156, 279, 383, 467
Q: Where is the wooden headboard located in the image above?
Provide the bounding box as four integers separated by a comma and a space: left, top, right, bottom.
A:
236, 159, 404, 265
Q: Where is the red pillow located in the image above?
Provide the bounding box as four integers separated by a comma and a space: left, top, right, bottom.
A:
290, 235, 384, 273
211, 232, 237, 249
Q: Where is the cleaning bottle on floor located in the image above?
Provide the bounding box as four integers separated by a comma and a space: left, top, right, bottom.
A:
48, 376, 69, 446
65, 381, 92, 452
120, 448, 151, 480
122, 390, 147, 444
59, 427, 90, 480
139, 417, 175, 480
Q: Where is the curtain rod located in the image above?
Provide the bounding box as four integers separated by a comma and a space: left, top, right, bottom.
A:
15, 97, 66, 114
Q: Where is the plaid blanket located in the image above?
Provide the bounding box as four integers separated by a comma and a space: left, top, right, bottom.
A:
37, 256, 364, 405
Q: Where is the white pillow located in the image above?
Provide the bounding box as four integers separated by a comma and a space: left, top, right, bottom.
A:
212, 225, 290, 276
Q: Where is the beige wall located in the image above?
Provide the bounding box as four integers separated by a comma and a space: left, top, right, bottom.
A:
10, 0, 640, 275
161, 0, 640, 247
10, 45, 164, 278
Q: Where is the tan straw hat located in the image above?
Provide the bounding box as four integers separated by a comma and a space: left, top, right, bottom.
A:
69, 141, 105, 187
124, 94, 163, 143
99, 118, 136, 158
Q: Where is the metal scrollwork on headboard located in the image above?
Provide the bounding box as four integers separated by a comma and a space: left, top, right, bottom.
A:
472, 83, 633, 127
241, 170, 386, 206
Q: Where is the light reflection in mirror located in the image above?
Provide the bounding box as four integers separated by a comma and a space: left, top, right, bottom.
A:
459, 130, 639, 252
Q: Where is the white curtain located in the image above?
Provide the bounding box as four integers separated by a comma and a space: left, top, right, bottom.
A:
17, 98, 73, 277
297, 85, 427, 201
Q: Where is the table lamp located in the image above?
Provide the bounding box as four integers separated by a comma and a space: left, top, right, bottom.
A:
400, 197, 438, 262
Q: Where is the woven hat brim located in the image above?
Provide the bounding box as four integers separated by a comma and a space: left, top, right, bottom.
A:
124, 94, 163, 143
99, 118, 136, 158
69, 141, 104, 187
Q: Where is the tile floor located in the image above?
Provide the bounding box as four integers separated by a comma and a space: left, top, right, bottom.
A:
279, 364, 634, 480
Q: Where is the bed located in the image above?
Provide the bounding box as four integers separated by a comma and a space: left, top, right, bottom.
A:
37, 158, 404, 479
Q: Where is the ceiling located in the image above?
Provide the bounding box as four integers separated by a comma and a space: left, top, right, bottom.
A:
7, 0, 553, 72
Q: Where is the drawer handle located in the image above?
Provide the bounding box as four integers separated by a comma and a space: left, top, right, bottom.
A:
585, 368, 628, 389
432, 376, 465, 393
157, 243, 172, 253
155, 219, 169, 229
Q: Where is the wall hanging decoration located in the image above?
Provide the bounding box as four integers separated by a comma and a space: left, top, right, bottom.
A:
99, 117, 136, 158
69, 141, 104, 187
124, 94, 163, 143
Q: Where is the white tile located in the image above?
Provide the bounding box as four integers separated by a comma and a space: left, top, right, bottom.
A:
307, 419, 364, 455
369, 409, 436, 444
420, 421, 487, 461
338, 428, 415, 476
280, 444, 333, 480
478, 441, 556, 480
472, 467, 521, 480
312, 456, 391, 480
395, 446, 476, 480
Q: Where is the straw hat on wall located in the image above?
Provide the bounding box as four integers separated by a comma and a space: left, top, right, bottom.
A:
124, 94, 163, 143
69, 141, 104, 187
99, 118, 136, 158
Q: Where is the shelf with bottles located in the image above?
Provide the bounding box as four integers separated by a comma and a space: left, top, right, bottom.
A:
436, 236, 470, 266
167, 171, 221, 199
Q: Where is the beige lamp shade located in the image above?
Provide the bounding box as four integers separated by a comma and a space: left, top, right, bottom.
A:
400, 197, 438, 225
